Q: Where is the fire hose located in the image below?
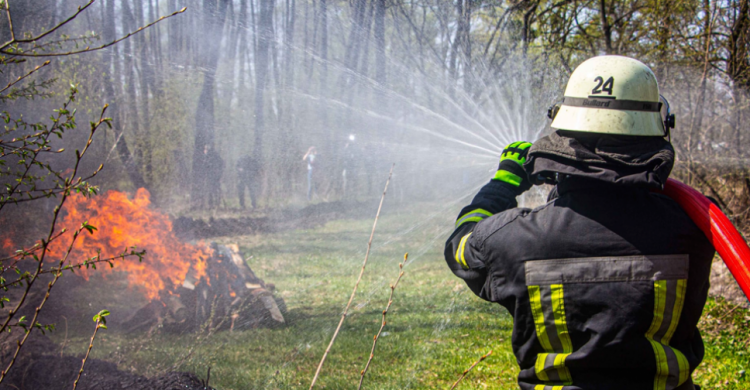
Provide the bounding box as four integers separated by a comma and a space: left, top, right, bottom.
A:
662, 178, 750, 301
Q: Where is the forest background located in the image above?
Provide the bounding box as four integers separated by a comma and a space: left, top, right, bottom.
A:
2, 0, 750, 218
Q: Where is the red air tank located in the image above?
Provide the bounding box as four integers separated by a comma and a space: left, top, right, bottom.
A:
663, 178, 750, 301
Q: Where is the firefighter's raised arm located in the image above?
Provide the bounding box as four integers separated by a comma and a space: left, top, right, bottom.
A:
444, 141, 533, 299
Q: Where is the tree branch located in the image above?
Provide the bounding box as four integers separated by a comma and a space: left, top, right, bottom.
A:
0, 0, 96, 50
358, 253, 406, 390
448, 350, 493, 390
1, 7, 187, 57
0, 60, 51, 94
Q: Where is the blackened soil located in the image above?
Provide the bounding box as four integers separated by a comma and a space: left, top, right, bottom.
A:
0, 332, 214, 390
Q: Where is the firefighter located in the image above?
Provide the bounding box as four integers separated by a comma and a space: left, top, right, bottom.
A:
445, 56, 712, 390
205, 144, 225, 209
303, 146, 318, 201
237, 155, 261, 209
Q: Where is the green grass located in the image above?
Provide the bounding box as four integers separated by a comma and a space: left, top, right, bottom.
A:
56, 202, 749, 389
694, 297, 750, 389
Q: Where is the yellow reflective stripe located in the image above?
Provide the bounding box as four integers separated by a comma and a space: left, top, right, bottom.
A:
648, 339, 669, 390
455, 208, 493, 228
535, 353, 572, 385
533, 385, 563, 390
535, 353, 551, 381
554, 353, 572, 384
551, 284, 573, 354
454, 233, 471, 269
528, 286, 554, 352
455, 216, 484, 227
646, 279, 691, 390
663, 279, 687, 345
647, 280, 668, 390
529, 285, 575, 386
676, 347, 690, 385
670, 279, 690, 387
492, 170, 522, 186
646, 280, 667, 340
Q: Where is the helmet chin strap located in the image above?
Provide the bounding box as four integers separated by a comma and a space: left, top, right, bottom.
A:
659, 94, 675, 141
547, 102, 562, 120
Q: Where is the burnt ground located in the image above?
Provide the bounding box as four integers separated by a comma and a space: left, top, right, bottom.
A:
172, 200, 374, 240
0, 331, 214, 390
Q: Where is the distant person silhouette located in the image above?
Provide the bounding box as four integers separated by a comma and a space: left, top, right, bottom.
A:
342, 135, 357, 197
205, 144, 224, 208
303, 146, 318, 201
237, 155, 261, 209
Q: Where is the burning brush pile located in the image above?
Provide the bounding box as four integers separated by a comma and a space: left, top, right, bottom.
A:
7, 188, 284, 334
122, 242, 285, 333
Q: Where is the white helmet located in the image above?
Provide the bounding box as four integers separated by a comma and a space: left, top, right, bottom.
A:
549, 55, 672, 136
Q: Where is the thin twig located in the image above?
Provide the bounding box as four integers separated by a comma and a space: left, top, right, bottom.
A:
309, 164, 395, 390
358, 253, 407, 390
59, 316, 68, 358
3, 0, 15, 43
717, 301, 746, 321
0, 0, 95, 50
1, 8, 187, 57
448, 350, 493, 390
72, 313, 107, 390
0, 60, 50, 94
1, 249, 143, 290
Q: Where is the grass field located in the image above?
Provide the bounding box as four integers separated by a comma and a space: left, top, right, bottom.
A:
58, 201, 749, 389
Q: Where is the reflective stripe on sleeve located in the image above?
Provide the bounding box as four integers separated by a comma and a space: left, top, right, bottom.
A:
534, 385, 565, 390
646, 278, 689, 390
455, 208, 493, 228
454, 233, 472, 269
492, 170, 522, 186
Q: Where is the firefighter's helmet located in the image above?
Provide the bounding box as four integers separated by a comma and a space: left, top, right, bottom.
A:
549, 55, 668, 136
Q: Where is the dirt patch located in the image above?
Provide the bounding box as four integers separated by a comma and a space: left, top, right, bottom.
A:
709, 257, 750, 308
173, 200, 373, 239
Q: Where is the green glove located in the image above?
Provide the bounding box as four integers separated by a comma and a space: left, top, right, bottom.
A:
493, 141, 533, 193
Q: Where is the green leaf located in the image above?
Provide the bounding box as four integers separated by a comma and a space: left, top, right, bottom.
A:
81, 221, 97, 235
93, 309, 110, 323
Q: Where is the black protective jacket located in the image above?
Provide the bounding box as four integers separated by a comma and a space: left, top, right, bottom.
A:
445, 132, 714, 390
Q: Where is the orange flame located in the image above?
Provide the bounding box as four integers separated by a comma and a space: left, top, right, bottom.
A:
46, 188, 209, 300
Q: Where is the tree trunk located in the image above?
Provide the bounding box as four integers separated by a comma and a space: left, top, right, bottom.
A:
238, 0, 249, 91
598, 0, 613, 53
254, 0, 276, 158
191, 0, 229, 206
462, 0, 472, 94
134, 0, 155, 185
103, 0, 147, 190
359, 0, 375, 76
280, 0, 297, 192
374, 0, 386, 86
448, 0, 461, 85
728, 0, 750, 155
